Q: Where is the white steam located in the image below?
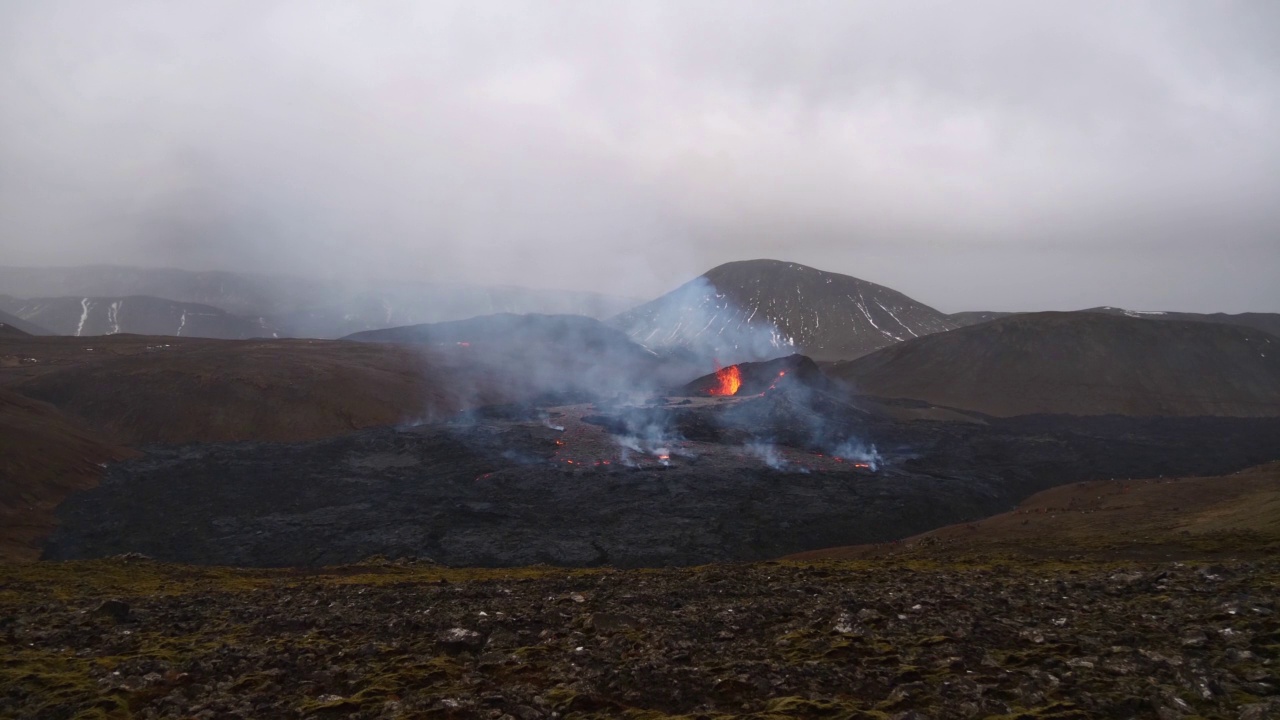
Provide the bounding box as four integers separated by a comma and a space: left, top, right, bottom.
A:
831, 440, 882, 471
612, 277, 794, 365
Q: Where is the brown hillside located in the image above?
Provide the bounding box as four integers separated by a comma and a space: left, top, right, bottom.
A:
789, 461, 1280, 562
0, 335, 511, 559
2, 335, 494, 445
831, 311, 1280, 417
0, 388, 136, 561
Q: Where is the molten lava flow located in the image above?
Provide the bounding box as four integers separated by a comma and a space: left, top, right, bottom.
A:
760, 370, 787, 395
708, 364, 742, 396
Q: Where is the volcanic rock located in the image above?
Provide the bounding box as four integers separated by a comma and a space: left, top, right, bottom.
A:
93, 599, 131, 622
589, 612, 641, 633
437, 627, 486, 654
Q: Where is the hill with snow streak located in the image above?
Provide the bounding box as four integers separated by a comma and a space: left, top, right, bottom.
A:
0, 265, 638, 338
610, 260, 957, 362
0, 295, 276, 339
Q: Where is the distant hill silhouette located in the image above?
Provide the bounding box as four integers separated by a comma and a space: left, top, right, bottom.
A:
0, 322, 31, 339
831, 312, 1280, 417
948, 307, 1280, 337
0, 308, 51, 336
345, 313, 698, 397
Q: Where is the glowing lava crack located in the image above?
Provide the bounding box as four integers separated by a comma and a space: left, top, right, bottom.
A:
708, 364, 742, 396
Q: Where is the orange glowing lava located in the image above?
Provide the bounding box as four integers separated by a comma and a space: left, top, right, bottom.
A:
708, 365, 742, 396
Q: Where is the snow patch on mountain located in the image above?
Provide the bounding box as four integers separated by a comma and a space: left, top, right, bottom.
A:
611, 260, 957, 363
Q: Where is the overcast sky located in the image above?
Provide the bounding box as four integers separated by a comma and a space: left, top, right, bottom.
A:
1, 1, 1277, 312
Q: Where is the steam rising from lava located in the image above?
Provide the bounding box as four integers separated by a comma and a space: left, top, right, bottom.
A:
744, 441, 805, 472
831, 441, 882, 472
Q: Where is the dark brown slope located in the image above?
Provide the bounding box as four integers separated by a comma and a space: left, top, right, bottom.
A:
0, 388, 136, 561
5, 336, 485, 445
612, 259, 956, 362
831, 311, 1280, 417
0, 333, 566, 557
789, 461, 1280, 562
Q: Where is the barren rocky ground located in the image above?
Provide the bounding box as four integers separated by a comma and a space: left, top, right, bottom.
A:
2, 557, 1277, 719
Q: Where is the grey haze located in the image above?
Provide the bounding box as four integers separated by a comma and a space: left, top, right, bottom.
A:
1, 1, 1277, 312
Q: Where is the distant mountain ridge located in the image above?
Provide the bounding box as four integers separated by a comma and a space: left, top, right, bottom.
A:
0, 265, 639, 339
611, 259, 957, 362
948, 307, 1280, 337
0, 295, 276, 340
832, 311, 1280, 417
947, 311, 1015, 328
1083, 306, 1280, 338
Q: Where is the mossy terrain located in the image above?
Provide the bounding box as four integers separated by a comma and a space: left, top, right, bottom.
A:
2, 556, 1276, 719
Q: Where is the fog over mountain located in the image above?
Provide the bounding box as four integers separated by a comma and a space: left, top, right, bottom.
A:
2, 1, 1277, 312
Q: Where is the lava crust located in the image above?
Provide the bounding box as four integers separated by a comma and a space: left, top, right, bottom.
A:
42, 390, 1280, 568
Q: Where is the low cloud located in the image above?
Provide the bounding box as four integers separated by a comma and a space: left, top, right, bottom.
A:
1, 1, 1276, 311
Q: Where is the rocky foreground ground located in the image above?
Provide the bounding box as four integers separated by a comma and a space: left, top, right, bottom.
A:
2, 558, 1277, 719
